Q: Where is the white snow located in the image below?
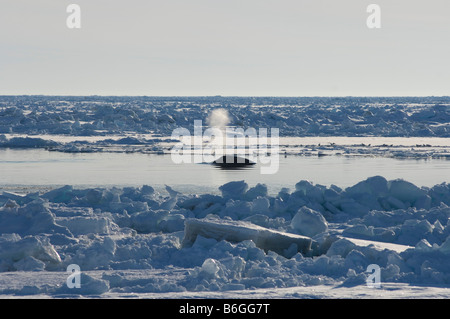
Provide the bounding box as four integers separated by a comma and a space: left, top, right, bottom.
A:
0, 174, 448, 298
200, 258, 221, 278
290, 206, 328, 238
182, 217, 313, 257
1, 96, 449, 159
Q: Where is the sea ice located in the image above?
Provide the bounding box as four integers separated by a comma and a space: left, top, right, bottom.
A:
0, 234, 61, 271
219, 181, 248, 199
182, 217, 313, 257
0, 173, 449, 297
290, 206, 328, 237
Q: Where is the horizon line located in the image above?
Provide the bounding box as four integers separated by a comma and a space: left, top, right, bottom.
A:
1, 94, 450, 98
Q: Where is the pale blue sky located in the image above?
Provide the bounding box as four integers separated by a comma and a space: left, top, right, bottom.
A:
0, 0, 449, 96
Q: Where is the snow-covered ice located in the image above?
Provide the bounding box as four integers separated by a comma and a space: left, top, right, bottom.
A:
0, 176, 449, 298
290, 206, 328, 238
1, 96, 449, 138
1, 96, 449, 159
182, 217, 313, 257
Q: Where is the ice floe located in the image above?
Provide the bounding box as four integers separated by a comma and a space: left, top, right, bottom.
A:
0, 176, 449, 297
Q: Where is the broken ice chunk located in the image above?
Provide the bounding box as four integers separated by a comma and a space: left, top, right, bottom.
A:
182, 217, 313, 258
290, 206, 328, 237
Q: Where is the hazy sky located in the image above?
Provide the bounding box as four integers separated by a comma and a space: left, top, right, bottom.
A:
1, 0, 449, 96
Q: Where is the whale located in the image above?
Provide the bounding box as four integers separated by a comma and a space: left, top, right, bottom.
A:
212, 155, 256, 168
